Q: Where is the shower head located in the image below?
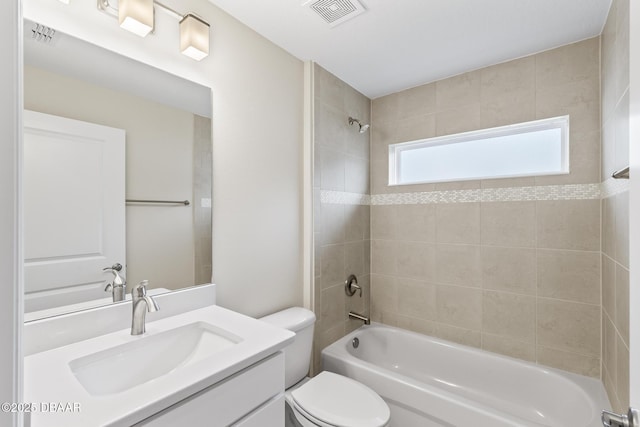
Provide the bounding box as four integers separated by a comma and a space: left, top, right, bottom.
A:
348, 117, 370, 134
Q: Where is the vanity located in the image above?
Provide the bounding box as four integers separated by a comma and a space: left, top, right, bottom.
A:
24, 285, 294, 426
20, 11, 296, 427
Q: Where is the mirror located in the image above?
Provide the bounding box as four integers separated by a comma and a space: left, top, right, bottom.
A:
23, 19, 213, 321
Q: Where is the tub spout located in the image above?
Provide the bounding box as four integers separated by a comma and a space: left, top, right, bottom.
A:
348, 311, 370, 325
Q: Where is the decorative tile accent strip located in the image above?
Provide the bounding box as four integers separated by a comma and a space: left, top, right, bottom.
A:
320, 190, 371, 205
481, 186, 538, 202
321, 182, 622, 206
601, 177, 629, 198
370, 183, 601, 205
372, 190, 480, 205
534, 184, 601, 201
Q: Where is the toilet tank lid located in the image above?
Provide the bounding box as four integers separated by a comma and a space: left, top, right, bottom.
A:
260, 307, 316, 332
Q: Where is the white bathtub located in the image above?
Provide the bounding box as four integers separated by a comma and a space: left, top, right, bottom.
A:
321, 323, 610, 427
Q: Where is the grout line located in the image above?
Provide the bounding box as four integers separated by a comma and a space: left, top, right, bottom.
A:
370, 238, 601, 254
479, 199, 484, 351
536, 295, 601, 308
536, 343, 601, 360
534, 197, 539, 365
371, 271, 602, 306
599, 174, 604, 380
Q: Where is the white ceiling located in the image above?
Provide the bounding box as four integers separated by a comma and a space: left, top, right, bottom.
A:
207, 0, 611, 99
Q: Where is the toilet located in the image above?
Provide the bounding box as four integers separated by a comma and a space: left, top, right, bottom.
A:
260, 307, 390, 427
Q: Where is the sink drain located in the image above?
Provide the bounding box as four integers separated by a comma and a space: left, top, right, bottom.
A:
352, 337, 359, 348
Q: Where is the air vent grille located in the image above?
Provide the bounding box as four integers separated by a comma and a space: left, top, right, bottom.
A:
308, 0, 366, 27
31, 23, 56, 45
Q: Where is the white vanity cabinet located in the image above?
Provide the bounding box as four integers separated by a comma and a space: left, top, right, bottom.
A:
25, 302, 294, 427
135, 352, 285, 426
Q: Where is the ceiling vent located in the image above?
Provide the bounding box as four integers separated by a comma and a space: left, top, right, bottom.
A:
305, 0, 366, 28
30, 23, 57, 45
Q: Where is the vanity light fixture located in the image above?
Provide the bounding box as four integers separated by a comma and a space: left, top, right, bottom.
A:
97, 0, 210, 61
180, 14, 210, 61
118, 0, 154, 37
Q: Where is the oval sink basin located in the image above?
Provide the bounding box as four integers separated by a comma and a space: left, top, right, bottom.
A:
69, 322, 242, 396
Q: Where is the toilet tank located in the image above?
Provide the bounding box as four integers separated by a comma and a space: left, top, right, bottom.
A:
260, 307, 316, 389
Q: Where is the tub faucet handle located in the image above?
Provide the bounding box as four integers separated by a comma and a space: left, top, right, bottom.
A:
345, 274, 362, 297
602, 408, 639, 427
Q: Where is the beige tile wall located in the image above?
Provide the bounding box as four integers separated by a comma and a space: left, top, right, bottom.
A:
313, 64, 371, 374
601, 0, 630, 414
194, 115, 212, 285
370, 37, 603, 378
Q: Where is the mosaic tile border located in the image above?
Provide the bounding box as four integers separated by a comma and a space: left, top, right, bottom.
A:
371, 184, 601, 205
601, 177, 630, 198
320, 190, 371, 205
321, 181, 625, 205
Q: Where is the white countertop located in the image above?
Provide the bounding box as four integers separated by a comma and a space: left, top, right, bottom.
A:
25, 288, 170, 322
25, 305, 294, 427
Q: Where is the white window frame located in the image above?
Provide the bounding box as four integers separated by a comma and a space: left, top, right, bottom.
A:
388, 115, 570, 186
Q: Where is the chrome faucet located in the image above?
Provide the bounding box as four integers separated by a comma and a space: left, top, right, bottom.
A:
131, 280, 159, 336
348, 311, 370, 325
103, 263, 126, 302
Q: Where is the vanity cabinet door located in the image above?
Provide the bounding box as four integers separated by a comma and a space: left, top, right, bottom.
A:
135, 352, 284, 427
232, 395, 284, 427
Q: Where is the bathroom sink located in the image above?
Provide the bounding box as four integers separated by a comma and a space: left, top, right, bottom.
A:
69, 322, 242, 396
26, 303, 294, 427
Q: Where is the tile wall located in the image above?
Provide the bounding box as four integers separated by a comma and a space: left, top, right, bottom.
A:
601, 0, 630, 413
369, 37, 603, 377
194, 115, 213, 285
312, 64, 371, 374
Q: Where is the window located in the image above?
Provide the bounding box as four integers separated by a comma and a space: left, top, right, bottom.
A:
388, 116, 569, 185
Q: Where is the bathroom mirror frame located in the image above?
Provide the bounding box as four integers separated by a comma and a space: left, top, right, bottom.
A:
23, 19, 214, 322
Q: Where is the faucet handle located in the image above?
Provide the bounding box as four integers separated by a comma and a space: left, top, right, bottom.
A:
103, 264, 125, 286
103, 263, 123, 272
132, 280, 150, 297
345, 274, 362, 297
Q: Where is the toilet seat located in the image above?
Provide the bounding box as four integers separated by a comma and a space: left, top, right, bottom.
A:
290, 401, 339, 427
290, 371, 390, 427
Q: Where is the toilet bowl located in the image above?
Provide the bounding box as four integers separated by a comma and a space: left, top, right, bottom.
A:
260, 307, 390, 427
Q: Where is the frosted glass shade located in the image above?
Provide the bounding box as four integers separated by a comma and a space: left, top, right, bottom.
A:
119, 0, 154, 37
180, 14, 210, 61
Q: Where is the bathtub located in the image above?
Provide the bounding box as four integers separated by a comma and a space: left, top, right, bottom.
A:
321, 323, 610, 427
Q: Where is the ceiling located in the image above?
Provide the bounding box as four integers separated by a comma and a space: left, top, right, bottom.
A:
207, 0, 611, 99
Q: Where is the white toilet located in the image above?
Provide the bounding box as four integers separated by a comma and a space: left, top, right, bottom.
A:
260, 307, 390, 427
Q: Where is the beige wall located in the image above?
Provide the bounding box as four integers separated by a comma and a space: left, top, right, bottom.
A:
24, 65, 198, 291
24, 0, 305, 317
601, 0, 630, 413
313, 64, 371, 374
370, 38, 602, 377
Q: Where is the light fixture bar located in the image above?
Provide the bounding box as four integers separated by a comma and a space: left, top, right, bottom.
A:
154, 1, 182, 20
96, 0, 210, 61
97, 0, 119, 17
